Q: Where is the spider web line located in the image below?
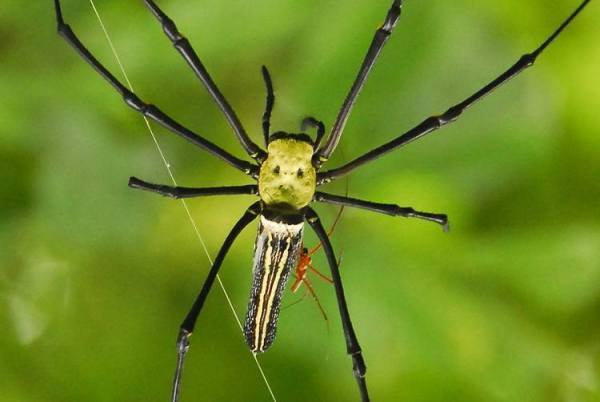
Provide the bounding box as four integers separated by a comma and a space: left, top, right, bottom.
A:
88, 2, 276, 400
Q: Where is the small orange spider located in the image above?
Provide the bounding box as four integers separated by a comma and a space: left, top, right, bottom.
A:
289, 206, 345, 321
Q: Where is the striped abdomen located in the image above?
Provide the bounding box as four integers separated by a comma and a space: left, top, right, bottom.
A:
243, 213, 304, 353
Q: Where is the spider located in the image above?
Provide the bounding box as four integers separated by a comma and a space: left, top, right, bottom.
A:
53, 0, 591, 401
287, 205, 345, 322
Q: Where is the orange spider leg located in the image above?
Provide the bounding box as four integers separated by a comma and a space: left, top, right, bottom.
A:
302, 276, 329, 322
307, 205, 345, 256
293, 204, 344, 291
290, 204, 345, 320
307, 264, 333, 283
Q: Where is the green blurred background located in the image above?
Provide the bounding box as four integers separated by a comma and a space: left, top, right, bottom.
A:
1, 1, 599, 401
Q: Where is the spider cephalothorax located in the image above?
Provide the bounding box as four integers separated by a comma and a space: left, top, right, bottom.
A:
259, 133, 317, 210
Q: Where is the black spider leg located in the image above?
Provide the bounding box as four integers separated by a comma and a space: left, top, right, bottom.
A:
304, 207, 370, 402
143, 0, 267, 162
318, 0, 591, 184
262, 66, 275, 147
315, 0, 402, 166
314, 192, 448, 231
301, 117, 326, 151
53, 0, 258, 178
171, 202, 261, 402
129, 177, 258, 199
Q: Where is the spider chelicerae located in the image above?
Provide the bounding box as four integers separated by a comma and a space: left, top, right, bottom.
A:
53, 0, 591, 401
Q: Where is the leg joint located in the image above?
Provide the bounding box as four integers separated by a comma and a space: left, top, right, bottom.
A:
123, 92, 147, 113
351, 351, 367, 378
176, 328, 192, 354
443, 105, 463, 122
173, 36, 190, 50
57, 22, 70, 36
162, 19, 184, 43
381, 0, 402, 33
520, 53, 536, 67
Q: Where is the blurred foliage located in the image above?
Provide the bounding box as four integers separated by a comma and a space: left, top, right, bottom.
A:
0, 1, 599, 401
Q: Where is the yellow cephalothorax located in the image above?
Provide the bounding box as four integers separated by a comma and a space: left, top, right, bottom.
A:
258, 138, 316, 210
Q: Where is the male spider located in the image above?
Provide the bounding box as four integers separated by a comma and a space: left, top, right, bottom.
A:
288, 204, 344, 322
53, 0, 591, 401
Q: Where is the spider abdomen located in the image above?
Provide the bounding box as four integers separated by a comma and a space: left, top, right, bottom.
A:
244, 213, 304, 352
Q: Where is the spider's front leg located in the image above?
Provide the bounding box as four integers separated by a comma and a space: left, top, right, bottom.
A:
316, 0, 403, 166
318, 0, 591, 184
52, 0, 258, 177
142, 0, 267, 162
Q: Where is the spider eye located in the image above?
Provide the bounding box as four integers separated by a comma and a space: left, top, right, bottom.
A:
273, 166, 280, 174
297, 169, 304, 178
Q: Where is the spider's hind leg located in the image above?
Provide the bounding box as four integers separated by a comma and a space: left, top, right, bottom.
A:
170, 202, 261, 402
304, 207, 370, 402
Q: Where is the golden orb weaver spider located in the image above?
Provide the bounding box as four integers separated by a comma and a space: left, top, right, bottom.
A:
53, 0, 592, 401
